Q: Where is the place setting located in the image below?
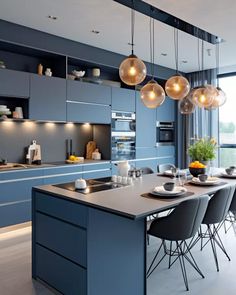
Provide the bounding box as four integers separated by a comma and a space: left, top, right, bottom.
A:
142, 172, 194, 200
220, 166, 236, 179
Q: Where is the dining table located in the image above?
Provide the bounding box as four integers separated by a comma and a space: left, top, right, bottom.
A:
31, 169, 236, 295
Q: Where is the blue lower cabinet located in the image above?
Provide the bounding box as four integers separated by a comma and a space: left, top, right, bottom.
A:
35, 245, 86, 295
135, 159, 158, 173
83, 169, 111, 180
156, 146, 175, 158
43, 173, 83, 185
0, 200, 31, 227
0, 178, 43, 227
157, 157, 176, 167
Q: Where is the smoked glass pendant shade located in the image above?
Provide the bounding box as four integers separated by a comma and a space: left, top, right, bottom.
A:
178, 91, 195, 114
165, 75, 190, 100
206, 87, 227, 110
119, 54, 147, 86
140, 79, 165, 109
192, 85, 218, 108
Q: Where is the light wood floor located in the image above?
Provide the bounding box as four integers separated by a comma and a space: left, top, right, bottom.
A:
1, 224, 236, 295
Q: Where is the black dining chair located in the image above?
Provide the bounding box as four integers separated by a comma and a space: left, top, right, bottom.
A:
141, 167, 154, 175
157, 163, 175, 173
147, 195, 209, 291
224, 187, 236, 233
199, 185, 235, 272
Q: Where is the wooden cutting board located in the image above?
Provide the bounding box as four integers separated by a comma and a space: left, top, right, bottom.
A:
86, 141, 96, 159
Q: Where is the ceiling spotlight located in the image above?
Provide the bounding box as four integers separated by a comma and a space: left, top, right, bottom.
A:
182, 60, 188, 64
161, 53, 167, 56
91, 29, 100, 34
48, 15, 58, 20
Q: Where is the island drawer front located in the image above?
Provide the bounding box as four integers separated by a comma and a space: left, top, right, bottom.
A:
36, 212, 87, 267
36, 245, 87, 295
82, 163, 111, 172
35, 192, 88, 228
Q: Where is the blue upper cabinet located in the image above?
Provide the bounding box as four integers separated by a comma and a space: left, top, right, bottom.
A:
0, 69, 30, 98
111, 87, 135, 112
156, 97, 176, 122
136, 91, 156, 148
29, 75, 66, 121
67, 80, 111, 105
66, 101, 111, 124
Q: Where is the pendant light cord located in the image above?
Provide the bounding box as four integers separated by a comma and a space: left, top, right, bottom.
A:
131, 1, 135, 55
201, 37, 205, 85
174, 28, 179, 74
149, 17, 155, 78
216, 41, 220, 87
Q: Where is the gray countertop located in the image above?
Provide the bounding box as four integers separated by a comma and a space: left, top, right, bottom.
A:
34, 173, 236, 220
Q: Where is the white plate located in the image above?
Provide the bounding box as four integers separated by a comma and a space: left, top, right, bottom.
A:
151, 186, 187, 197
190, 177, 220, 185
220, 173, 236, 179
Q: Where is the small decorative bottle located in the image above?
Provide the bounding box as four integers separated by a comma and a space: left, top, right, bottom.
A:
37, 64, 43, 75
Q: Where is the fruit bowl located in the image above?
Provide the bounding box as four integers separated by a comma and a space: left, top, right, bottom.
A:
189, 167, 206, 177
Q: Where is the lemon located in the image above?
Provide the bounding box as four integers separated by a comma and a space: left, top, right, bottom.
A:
69, 155, 76, 161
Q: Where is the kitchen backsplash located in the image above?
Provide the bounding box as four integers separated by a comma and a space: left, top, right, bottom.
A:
0, 121, 111, 163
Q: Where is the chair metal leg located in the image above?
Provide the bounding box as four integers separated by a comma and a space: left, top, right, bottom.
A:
208, 225, 219, 272
147, 240, 166, 278
176, 241, 189, 291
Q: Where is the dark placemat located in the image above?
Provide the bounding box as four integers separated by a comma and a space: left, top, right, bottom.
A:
186, 181, 228, 187
141, 191, 194, 201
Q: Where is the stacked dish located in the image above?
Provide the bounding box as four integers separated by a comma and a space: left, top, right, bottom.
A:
0, 105, 11, 116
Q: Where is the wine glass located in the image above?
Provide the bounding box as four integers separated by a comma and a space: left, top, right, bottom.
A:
170, 166, 179, 185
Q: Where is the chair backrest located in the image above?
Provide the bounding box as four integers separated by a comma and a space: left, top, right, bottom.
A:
141, 167, 154, 175
158, 163, 175, 173
229, 188, 236, 213
203, 185, 236, 225
149, 195, 209, 241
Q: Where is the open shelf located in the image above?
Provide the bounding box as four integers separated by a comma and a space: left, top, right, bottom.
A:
0, 96, 29, 119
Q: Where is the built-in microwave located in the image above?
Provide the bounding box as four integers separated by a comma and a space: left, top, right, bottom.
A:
111, 111, 136, 133
156, 121, 175, 146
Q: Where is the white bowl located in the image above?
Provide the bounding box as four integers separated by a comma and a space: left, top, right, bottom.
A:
72, 70, 85, 78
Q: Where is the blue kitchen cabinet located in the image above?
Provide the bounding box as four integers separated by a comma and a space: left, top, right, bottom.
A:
43, 165, 83, 184
0, 68, 30, 98
67, 80, 111, 105
82, 163, 111, 179
156, 97, 176, 122
136, 91, 156, 148
157, 157, 176, 167
29, 74, 66, 121
111, 87, 135, 112
67, 101, 111, 124
0, 177, 43, 227
157, 146, 175, 158
135, 159, 158, 173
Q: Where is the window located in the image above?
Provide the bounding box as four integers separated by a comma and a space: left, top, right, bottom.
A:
219, 74, 236, 167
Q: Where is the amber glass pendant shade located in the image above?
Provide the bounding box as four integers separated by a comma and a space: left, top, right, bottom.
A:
119, 54, 147, 86
178, 91, 195, 114
140, 79, 165, 108
165, 75, 190, 100
206, 87, 227, 110
192, 85, 218, 108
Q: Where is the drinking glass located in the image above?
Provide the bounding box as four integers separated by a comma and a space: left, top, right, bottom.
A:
170, 166, 179, 185
178, 171, 188, 187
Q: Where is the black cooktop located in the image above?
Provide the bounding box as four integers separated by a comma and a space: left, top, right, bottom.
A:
54, 177, 125, 195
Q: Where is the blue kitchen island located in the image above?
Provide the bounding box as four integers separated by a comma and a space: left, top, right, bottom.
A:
32, 174, 230, 295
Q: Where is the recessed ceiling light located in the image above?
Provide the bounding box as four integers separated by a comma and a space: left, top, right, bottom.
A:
91, 30, 100, 34
161, 53, 167, 56
48, 15, 58, 20
182, 60, 188, 64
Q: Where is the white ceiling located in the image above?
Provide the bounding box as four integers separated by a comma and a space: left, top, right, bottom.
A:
0, 0, 235, 73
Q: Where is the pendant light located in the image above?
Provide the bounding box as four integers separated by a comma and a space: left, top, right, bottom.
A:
178, 89, 195, 114
119, 3, 147, 86
206, 41, 227, 110
165, 29, 190, 100
192, 38, 217, 108
140, 17, 165, 108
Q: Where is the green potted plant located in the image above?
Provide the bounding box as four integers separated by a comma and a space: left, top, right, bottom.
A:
188, 137, 217, 163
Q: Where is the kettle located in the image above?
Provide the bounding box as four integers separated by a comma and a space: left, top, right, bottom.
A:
117, 161, 130, 177
75, 178, 87, 189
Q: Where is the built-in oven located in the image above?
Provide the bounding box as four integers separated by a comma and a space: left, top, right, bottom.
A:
156, 121, 175, 146
111, 111, 136, 160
